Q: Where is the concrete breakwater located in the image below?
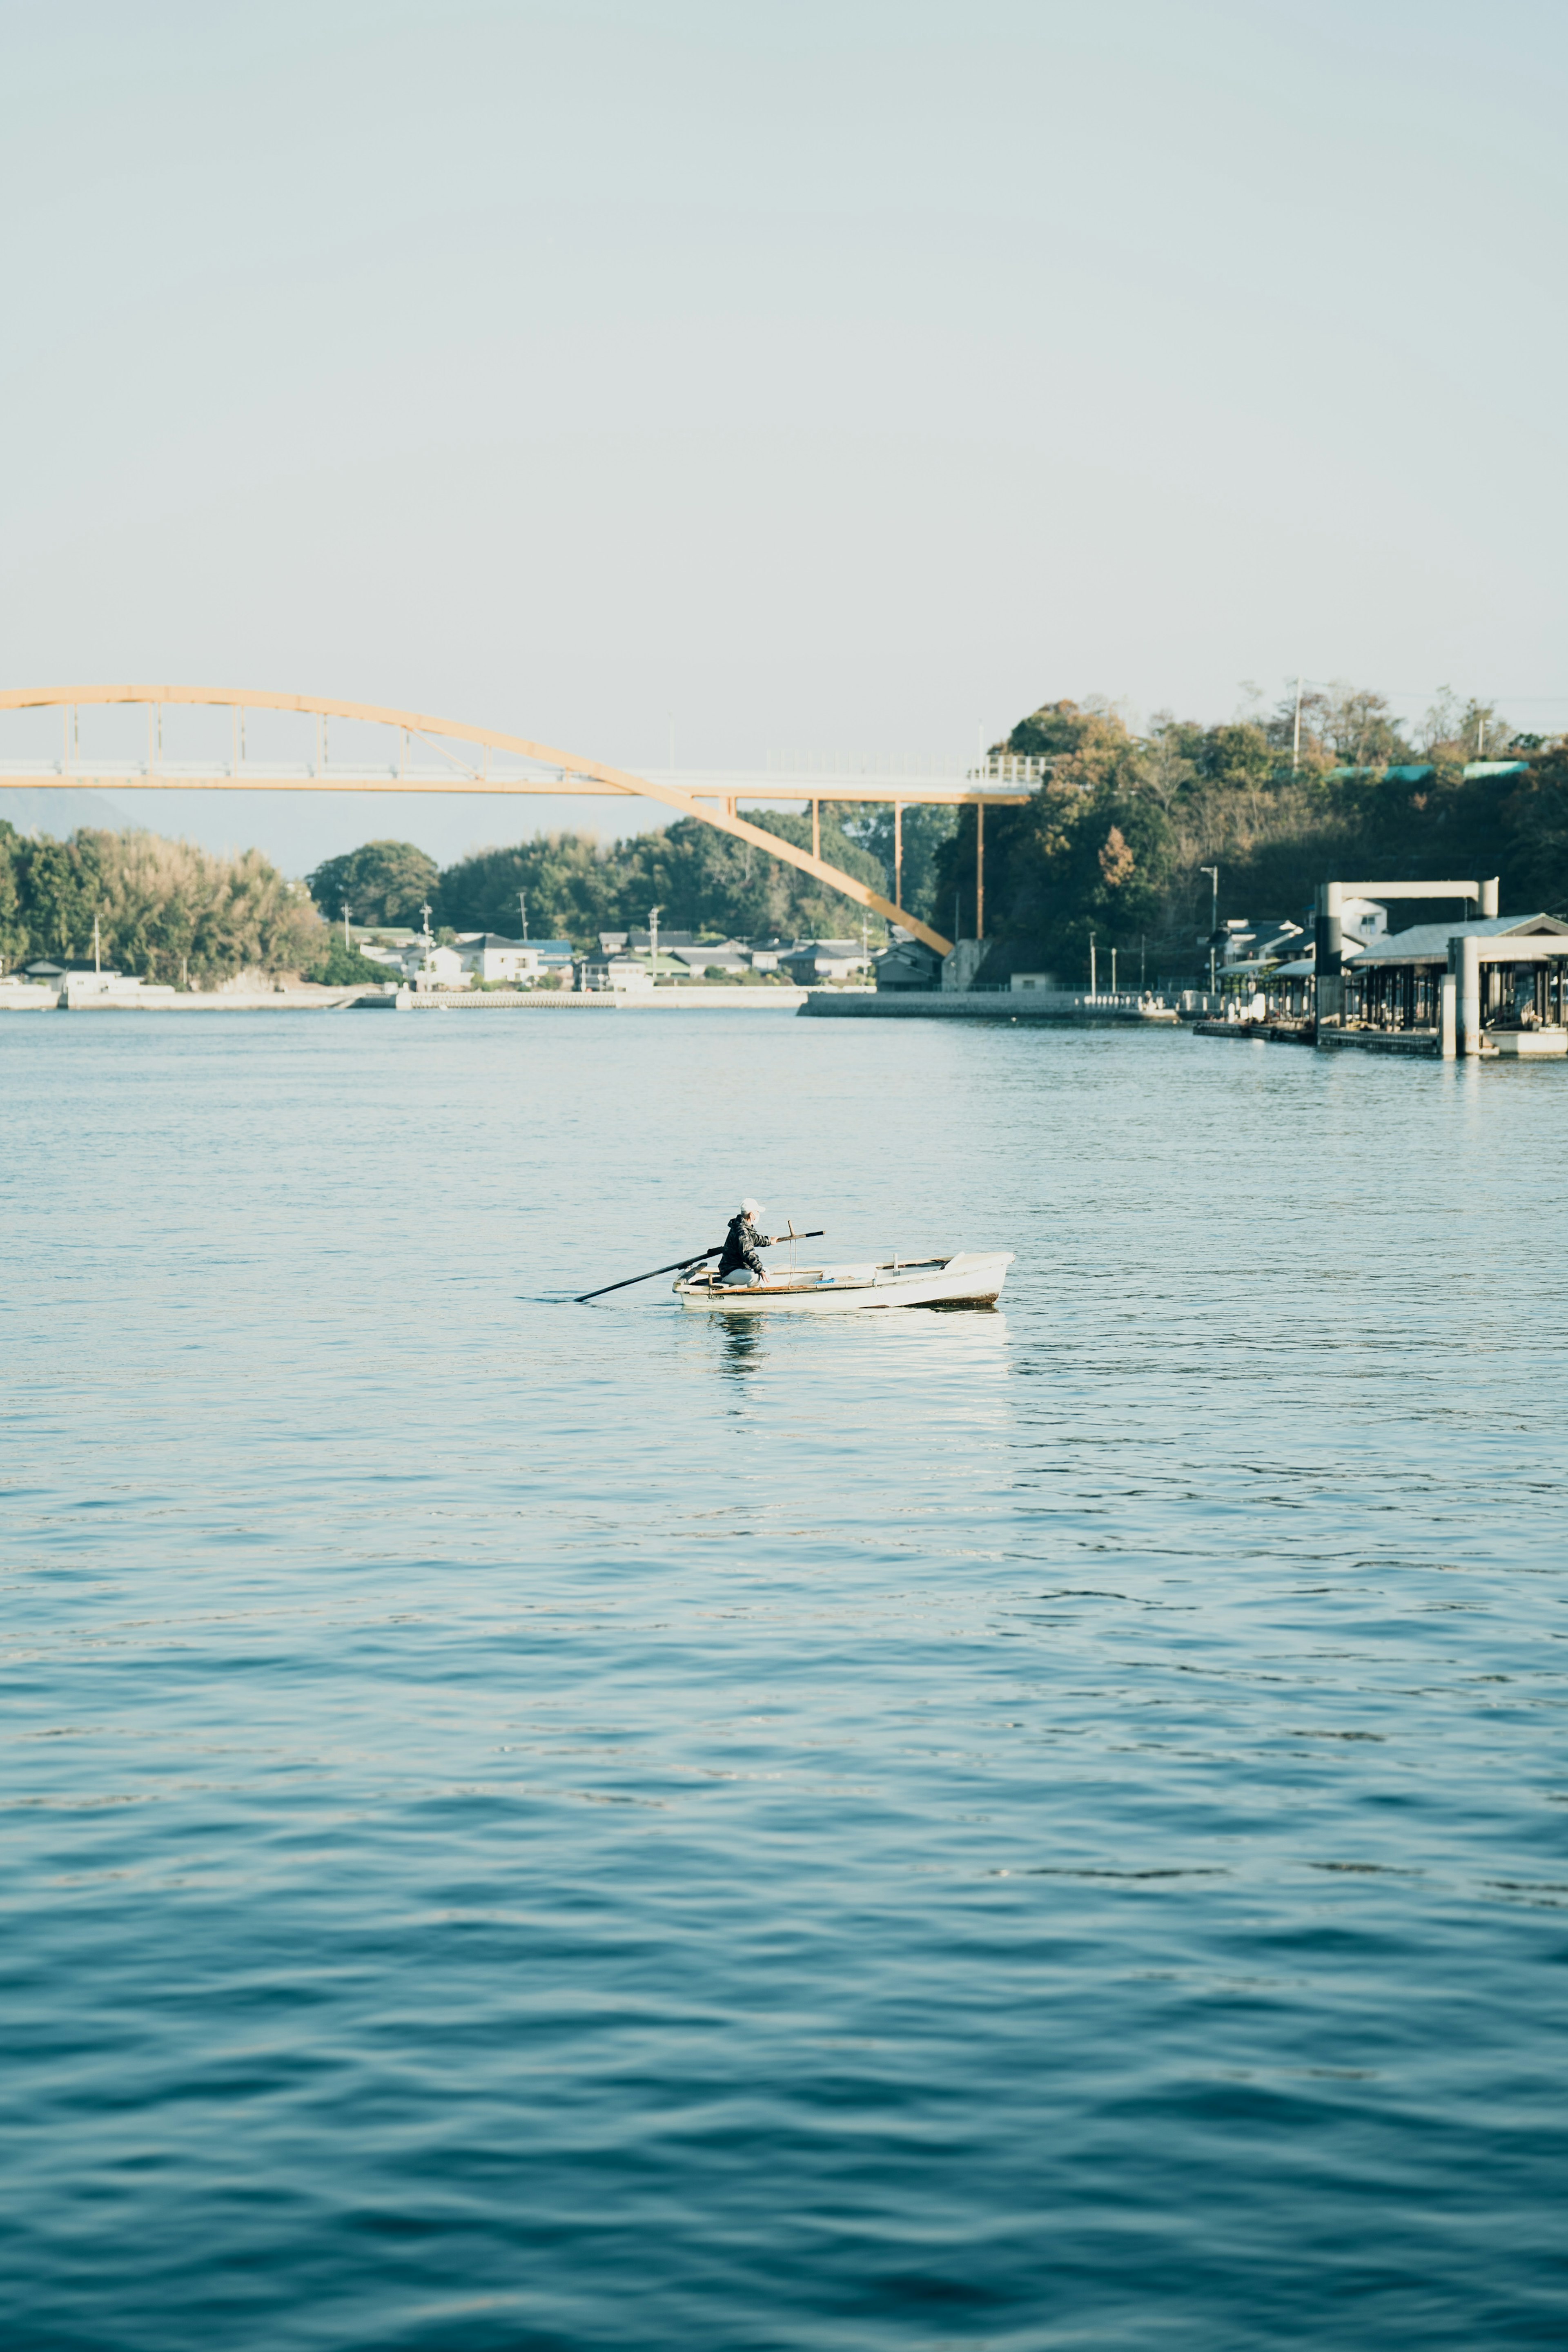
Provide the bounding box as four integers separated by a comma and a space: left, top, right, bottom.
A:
388, 986, 809, 1011
0, 984, 813, 1014
8, 985, 371, 1012
799, 992, 1178, 1023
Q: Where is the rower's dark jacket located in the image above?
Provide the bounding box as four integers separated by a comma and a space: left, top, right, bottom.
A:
717, 1213, 766, 1278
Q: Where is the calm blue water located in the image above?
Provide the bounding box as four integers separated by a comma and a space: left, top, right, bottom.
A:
3, 1010, 1565, 2350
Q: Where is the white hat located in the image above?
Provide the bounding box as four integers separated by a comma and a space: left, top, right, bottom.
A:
741, 1197, 763, 1215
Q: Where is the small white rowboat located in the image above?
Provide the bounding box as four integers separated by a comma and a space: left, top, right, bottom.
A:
674, 1251, 1013, 1314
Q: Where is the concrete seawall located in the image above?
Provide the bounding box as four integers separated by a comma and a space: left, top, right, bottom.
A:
52, 988, 370, 1012
390, 987, 810, 1011
6, 985, 814, 1014
799, 993, 1178, 1024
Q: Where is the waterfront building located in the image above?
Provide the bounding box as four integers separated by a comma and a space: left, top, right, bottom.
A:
1243, 897, 1394, 1026
453, 934, 572, 985
1342, 914, 1568, 1052
1214, 915, 1311, 973
349, 928, 416, 972
58, 969, 178, 1006
577, 946, 655, 991
403, 943, 470, 991
874, 933, 942, 991
778, 940, 871, 985
666, 942, 751, 979
614, 929, 696, 954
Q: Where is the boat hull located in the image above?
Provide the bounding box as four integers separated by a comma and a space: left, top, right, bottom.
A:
674, 1251, 1012, 1313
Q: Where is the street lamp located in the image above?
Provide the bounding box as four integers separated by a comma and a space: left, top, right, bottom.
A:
1199, 866, 1219, 998
649, 904, 663, 986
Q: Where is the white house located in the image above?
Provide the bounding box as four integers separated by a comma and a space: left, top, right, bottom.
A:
453, 933, 573, 985
577, 948, 655, 992
400, 942, 472, 991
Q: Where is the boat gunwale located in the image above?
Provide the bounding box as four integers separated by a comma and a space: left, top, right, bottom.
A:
674, 1250, 1012, 1304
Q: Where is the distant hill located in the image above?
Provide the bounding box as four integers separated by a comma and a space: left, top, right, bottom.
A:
0, 786, 135, 836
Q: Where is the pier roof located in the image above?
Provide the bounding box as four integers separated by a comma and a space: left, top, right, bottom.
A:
1349, 914, 1568, 965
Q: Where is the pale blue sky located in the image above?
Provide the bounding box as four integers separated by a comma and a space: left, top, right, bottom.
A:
2, 0, 1564, 869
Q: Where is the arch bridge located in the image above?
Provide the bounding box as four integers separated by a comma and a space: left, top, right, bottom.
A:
0, 685, 1036, 957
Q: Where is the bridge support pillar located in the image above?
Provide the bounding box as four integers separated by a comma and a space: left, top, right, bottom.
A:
977, 801, 984, 941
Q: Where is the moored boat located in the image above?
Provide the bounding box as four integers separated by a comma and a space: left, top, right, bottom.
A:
673, 1251, 1012, 1313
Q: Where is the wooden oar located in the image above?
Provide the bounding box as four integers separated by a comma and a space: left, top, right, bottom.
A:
576, 1232, 824, 1304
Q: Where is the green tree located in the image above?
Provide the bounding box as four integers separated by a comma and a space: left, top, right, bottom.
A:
435, 832, 618, 945
1197, 722, 1274, 792
299, 934, 395, 985
613, 808, 887, 941
89, 831, 321, 983
0, 825, 321, 982
306, 839, 440, 925
1501, 745, 1568, 914
999, 697, 1118, 762
0, 822, 27, 972
933, 700, 1177, 973
436, 813, 891, 949
21, 833, 104, 961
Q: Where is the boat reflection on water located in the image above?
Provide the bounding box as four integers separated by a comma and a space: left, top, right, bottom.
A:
701, 1302, 1011, 1389
715, 1317, 768, 1379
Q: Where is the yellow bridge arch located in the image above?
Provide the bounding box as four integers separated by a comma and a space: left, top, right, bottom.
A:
0, 684, 1030, 956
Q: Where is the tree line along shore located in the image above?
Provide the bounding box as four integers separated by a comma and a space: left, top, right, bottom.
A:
3, 683, 1564, 990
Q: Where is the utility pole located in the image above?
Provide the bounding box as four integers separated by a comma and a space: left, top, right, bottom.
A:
94, 913, 101, 975
1292, 676, 1304, 772
342, 901, 351, 948
1200, 866, 1219, 998
1111, 946, 1117, 996
649, 903, 662, 986
518, 891, 528, 942
1089, 932, 1097, 998
1141, 934, 1147, 989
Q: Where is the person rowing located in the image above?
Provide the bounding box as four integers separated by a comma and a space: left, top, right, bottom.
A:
574, 1211, 823, 1302
716, 1197, 773, 1288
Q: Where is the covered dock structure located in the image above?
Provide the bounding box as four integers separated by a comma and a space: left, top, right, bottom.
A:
1336, 914, 1568, 1056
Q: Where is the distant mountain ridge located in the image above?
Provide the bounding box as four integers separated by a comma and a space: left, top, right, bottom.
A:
0, 786, 135, 835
